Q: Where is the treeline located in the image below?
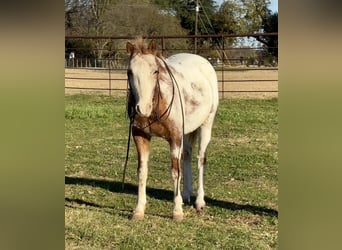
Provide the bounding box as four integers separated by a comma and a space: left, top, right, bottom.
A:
65, 0, 277, 63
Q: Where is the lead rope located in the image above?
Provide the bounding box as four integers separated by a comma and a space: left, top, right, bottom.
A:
122, 117, 133, 191
160, 57, 185, 197
122, 78, 135, 191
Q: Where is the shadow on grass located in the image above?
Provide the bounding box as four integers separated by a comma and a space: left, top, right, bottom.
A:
65, 175, 278, 218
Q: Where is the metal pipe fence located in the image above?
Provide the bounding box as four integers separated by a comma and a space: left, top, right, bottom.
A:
65, 33, 278, 98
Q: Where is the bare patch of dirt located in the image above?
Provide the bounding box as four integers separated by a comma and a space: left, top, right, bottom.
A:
65, 68, 278, 99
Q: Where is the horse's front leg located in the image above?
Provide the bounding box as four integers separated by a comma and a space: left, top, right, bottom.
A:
132, 129, 151, 220
170, 139, 184, 221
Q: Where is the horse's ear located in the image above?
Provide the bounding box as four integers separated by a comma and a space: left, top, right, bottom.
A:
126, 42, 134, 54
148, 39, 157, 52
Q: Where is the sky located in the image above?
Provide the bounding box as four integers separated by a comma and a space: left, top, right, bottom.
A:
215, 0, 278, 13
268, 0, 278, 13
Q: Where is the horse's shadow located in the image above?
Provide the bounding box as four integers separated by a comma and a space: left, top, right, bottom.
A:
65, 175, 278, 218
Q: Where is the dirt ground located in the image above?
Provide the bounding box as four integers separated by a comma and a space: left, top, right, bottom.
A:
65, 67, 278, 99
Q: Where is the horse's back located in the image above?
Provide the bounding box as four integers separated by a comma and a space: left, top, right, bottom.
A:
166, 53, 216, 80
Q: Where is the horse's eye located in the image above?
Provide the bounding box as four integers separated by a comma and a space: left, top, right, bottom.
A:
153, 70, 159, 75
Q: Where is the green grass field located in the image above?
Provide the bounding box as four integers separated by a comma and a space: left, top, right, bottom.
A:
65, 94, 278, 249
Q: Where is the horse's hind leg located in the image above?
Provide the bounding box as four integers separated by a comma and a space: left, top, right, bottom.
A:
196, 118, 214, 212
132, 129, 151, 220
182, 134, 192, 203
182, 131, 198, 203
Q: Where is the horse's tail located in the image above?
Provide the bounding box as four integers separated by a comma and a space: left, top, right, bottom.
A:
188, 129, 199, 147
182, 129, 198, 161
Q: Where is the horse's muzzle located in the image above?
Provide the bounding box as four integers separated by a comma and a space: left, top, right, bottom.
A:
135, 104, 152, 117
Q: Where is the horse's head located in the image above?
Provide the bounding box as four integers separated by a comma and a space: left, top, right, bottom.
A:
126, 38, 161, 118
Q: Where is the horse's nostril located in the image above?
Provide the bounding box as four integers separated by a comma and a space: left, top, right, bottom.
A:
136, 105, 141, 114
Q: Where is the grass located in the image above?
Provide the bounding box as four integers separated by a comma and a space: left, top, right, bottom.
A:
65, 94, 278, 249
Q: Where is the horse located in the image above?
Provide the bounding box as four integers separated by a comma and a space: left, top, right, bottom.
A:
126, 38, 219, 221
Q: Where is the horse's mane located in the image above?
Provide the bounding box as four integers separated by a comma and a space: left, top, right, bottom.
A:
129, 37, 162, 57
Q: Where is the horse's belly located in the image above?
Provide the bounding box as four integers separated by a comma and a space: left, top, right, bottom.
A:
183, 84, 214, 133
184, 103, 211, 133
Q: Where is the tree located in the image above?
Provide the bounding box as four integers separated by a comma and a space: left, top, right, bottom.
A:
210, 0, 246, 50
240, 0, 277, 59
152, 0, 217, 35
242, 0, 271, 32
106, 0, 188, 58
65, 0, 188, 63
213, 0, 245, 34
65, 0, 278, 62
255, 12, 278, 58
211, 0, 277, 61
65, 0, 117, 60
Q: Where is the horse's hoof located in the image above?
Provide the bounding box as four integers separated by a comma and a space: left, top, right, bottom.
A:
195, 202, 206, 213
131, 212, 144, 220
173, 213, 184, 222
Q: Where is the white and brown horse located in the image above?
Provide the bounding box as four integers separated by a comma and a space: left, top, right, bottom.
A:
126, 38, 218, 221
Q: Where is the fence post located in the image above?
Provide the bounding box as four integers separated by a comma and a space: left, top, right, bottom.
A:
109, 48, 112, 96
221, 35, 225, 99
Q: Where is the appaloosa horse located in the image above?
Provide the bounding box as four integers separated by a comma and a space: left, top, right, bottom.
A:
126, 38, 218, 221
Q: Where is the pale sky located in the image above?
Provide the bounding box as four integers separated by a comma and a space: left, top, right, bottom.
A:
215, 0, 278, 13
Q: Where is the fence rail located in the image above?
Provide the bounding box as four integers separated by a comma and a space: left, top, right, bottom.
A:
65, 33, 278, 98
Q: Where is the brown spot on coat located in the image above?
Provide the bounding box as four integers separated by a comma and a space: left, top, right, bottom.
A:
171, 157, 180, 179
